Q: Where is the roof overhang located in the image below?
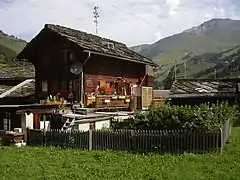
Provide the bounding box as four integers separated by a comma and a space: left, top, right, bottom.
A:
17, 26, 158, 68
83, 50, 158, 67
169, 92, 236, 99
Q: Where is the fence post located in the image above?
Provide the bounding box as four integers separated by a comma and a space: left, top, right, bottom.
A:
220, 128, 223, 155
228, 119, 231, 138
130, 130, 134, 151
26, 127, 30, 145
43, 129, 46, 147
89, 130, 92, 150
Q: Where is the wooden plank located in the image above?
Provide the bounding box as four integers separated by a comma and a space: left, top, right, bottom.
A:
141, 86, 153, 109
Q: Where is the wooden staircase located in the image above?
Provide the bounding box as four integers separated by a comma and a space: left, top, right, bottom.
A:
61, 118, 75, 132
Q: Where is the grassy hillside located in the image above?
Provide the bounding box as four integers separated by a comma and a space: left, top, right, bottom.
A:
161, 46, 240, 89
131, 18, 240, 88
0, 30, 27, 65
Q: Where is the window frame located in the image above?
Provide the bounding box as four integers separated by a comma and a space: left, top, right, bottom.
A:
69, 51, 75, 62
3, 112, 11, 131
60, 80, 68, 90
41, 81, 48, 92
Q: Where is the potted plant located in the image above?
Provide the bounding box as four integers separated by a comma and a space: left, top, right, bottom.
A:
56, 104, 67, 114
44, 96, 51, 105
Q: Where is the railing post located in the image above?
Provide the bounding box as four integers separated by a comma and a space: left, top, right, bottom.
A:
89, 130, 92, 151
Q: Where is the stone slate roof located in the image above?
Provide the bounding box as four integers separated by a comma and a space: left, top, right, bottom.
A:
0, 85, 12, 95
0, 79, 35, 98
169, 79, 237, 98
18, 24, 157, 67
0, 64, 35, 79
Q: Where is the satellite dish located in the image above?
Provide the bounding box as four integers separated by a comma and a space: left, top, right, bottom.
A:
70, 62, 83, 75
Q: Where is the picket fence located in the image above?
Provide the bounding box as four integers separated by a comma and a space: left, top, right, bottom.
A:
27, 120, 231, 154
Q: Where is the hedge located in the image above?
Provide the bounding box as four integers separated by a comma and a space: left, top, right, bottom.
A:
114, 101, 238, 132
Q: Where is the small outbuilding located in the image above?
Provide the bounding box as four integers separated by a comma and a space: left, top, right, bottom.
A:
169, 79, 238, 105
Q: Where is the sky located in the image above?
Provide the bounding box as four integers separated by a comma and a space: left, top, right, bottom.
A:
0, 0, 240, 46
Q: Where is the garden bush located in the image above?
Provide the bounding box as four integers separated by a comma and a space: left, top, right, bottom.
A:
115, 101, 238, 132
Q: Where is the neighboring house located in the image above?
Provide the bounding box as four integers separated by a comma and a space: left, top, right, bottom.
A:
17, 24, 157, 105
0, 65, 35, 103
152, 90, 170, 106
169, 79, 238, 105
0, 65, 66, 132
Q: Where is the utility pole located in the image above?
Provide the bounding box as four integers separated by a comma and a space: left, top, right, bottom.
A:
174, 61, 177, 80
93, 6, 99, 35
214, 68, 217, 79
184, 62, 186, 79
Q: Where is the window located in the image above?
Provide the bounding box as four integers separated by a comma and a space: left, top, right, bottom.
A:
41, 81, 48, 92
40, 114, 51, 131
68, 80, 73, 92
3, 112, 11, 131
40, 114, 52, 122
69, 51, 75, 62
86, 79, 93, 88
60, 80, 67, 90
60, 49, 68, 64
89, 122, 95, 130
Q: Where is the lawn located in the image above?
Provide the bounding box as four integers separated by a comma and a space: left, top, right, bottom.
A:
1, 129, 240, 180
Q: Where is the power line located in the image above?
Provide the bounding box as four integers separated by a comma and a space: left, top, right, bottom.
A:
93, 6, 99, 35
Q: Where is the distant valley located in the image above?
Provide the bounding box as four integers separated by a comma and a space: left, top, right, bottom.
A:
130, 18, 240, 88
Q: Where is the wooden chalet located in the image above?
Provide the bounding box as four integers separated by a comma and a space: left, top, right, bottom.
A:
169, 79, 238, 105
0, 65, 36, 105
17, 24, 157, 109
0, 65, 72, 132
0, 65, 34, 131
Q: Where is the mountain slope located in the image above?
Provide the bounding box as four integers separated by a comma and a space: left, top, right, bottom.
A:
131, 18, 240, 88
137, 19, 240, 62
0, 30, 27, 64
129, 44, 150, 54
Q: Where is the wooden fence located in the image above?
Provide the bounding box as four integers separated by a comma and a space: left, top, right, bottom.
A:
27, 120, 231, 154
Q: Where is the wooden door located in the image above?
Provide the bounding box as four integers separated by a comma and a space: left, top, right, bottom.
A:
33, 113, 40, 129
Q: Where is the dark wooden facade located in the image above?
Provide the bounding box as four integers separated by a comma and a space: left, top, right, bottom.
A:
18, 24, 156, 104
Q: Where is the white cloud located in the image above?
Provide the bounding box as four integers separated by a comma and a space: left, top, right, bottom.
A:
0, 0, 240, 46
166, 0, 180, 15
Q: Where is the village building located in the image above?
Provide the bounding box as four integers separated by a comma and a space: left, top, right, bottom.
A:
0, 65, 35, 105
0, 65, 35, 131
0, 24, 157, 137
17, 24, 157, 109
169, 79, 238, 105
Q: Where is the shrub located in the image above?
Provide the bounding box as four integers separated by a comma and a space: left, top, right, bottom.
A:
115, 101, 237, 132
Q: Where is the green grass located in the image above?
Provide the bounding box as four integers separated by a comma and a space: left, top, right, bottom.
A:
0, 31, 27, 64
1, 128, 240, 180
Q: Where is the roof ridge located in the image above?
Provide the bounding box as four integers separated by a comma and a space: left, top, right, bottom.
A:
18, 24, 157, 67
44, 24, 126, 46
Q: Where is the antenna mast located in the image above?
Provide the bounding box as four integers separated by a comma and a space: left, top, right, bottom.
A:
214, 68, 217, 79
174, 61, 177, 80
93, 6, 99, 35
184, 62, 186, 79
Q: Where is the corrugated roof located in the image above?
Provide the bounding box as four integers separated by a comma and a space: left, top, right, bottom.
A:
169, 79, 237, 98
